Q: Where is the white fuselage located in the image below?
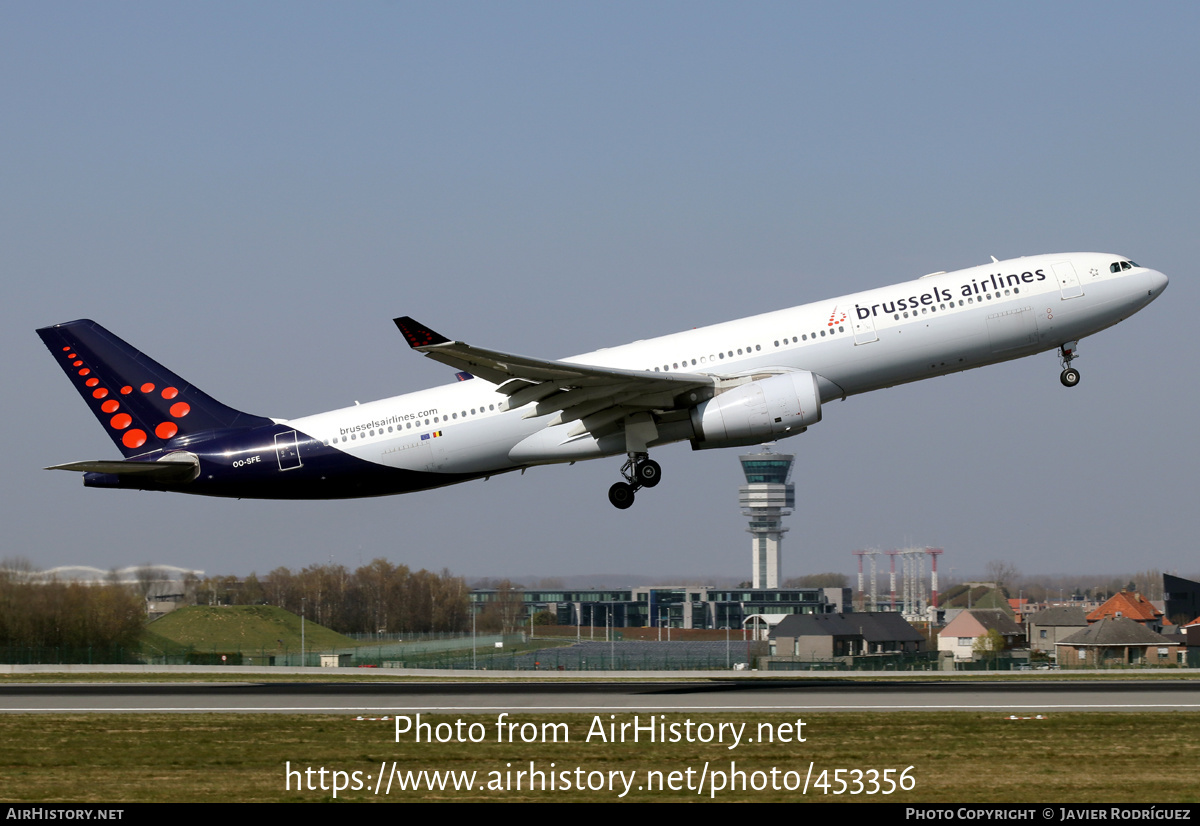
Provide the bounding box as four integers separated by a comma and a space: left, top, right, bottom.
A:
289, 252, 1167, 478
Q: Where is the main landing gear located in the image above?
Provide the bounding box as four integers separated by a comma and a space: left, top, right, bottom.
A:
1058, 341, 1080, 388
608, 453, 662, 509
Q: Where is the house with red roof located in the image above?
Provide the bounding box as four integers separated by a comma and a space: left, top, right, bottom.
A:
1087, 591, 1163, 633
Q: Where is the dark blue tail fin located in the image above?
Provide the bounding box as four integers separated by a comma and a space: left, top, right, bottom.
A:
37, 320, 272, 457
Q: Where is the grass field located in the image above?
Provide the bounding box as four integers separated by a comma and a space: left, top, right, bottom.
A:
145, 605, 359, 655
1, 710, 1197, 802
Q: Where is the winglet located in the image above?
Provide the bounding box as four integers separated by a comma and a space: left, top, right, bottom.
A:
393, 317, 451, 349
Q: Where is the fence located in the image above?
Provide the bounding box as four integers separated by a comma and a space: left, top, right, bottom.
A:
0, 637, 757, 670
765, 652, 940, 671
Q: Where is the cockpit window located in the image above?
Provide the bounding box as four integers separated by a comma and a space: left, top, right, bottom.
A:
1110, 260, 1137, 273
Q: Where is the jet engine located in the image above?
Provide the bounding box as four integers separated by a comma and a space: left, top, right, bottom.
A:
689, 370, 821, 450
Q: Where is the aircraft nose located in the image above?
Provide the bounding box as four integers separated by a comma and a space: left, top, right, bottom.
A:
1145, 268, 1168, 297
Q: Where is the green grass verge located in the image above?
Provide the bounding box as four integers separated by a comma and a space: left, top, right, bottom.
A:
146, 605, 358, 655
0, 711, 1197, 802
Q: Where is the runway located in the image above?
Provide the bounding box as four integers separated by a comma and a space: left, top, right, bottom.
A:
2, 679, 1198, 713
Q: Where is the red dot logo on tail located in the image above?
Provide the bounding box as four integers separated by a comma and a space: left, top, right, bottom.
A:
122, 430, 147, 449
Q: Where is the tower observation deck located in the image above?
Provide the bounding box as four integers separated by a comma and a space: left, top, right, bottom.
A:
738, 450, 795, 589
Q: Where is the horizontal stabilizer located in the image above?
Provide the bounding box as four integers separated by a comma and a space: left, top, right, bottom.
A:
47, 459, 199, 483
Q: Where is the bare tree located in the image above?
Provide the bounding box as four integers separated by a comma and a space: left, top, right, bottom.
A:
984, 560, 1021, 589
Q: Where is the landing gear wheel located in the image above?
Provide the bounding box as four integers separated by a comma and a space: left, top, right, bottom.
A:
635, 459, 662, 488
1058, 341, 1080, 388
608, 482, 636, 509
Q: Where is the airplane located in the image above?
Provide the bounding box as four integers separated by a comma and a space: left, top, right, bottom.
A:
37, 252, 1167, 509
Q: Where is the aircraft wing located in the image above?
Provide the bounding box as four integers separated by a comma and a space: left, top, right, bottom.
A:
393, 316, 715, 438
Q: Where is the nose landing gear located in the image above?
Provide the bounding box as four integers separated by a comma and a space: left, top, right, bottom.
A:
607, 453, 662, 509
1058, 341, 1080, 387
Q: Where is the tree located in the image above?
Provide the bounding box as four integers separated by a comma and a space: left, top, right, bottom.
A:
984, 560, 1020, 588
972, 628, 1006, 665
477, 580, 524, 633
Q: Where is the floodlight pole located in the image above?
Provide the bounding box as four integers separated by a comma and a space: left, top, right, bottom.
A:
300, 597, 306, 668
608, 608, 614, 666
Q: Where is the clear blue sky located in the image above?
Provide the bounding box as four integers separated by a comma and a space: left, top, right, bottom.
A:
3, 2, 1196, 582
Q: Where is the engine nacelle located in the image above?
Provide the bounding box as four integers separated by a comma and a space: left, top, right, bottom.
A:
690, 371, 821, 450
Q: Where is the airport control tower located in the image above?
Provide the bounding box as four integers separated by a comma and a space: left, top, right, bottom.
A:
738, 450, 796, 589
